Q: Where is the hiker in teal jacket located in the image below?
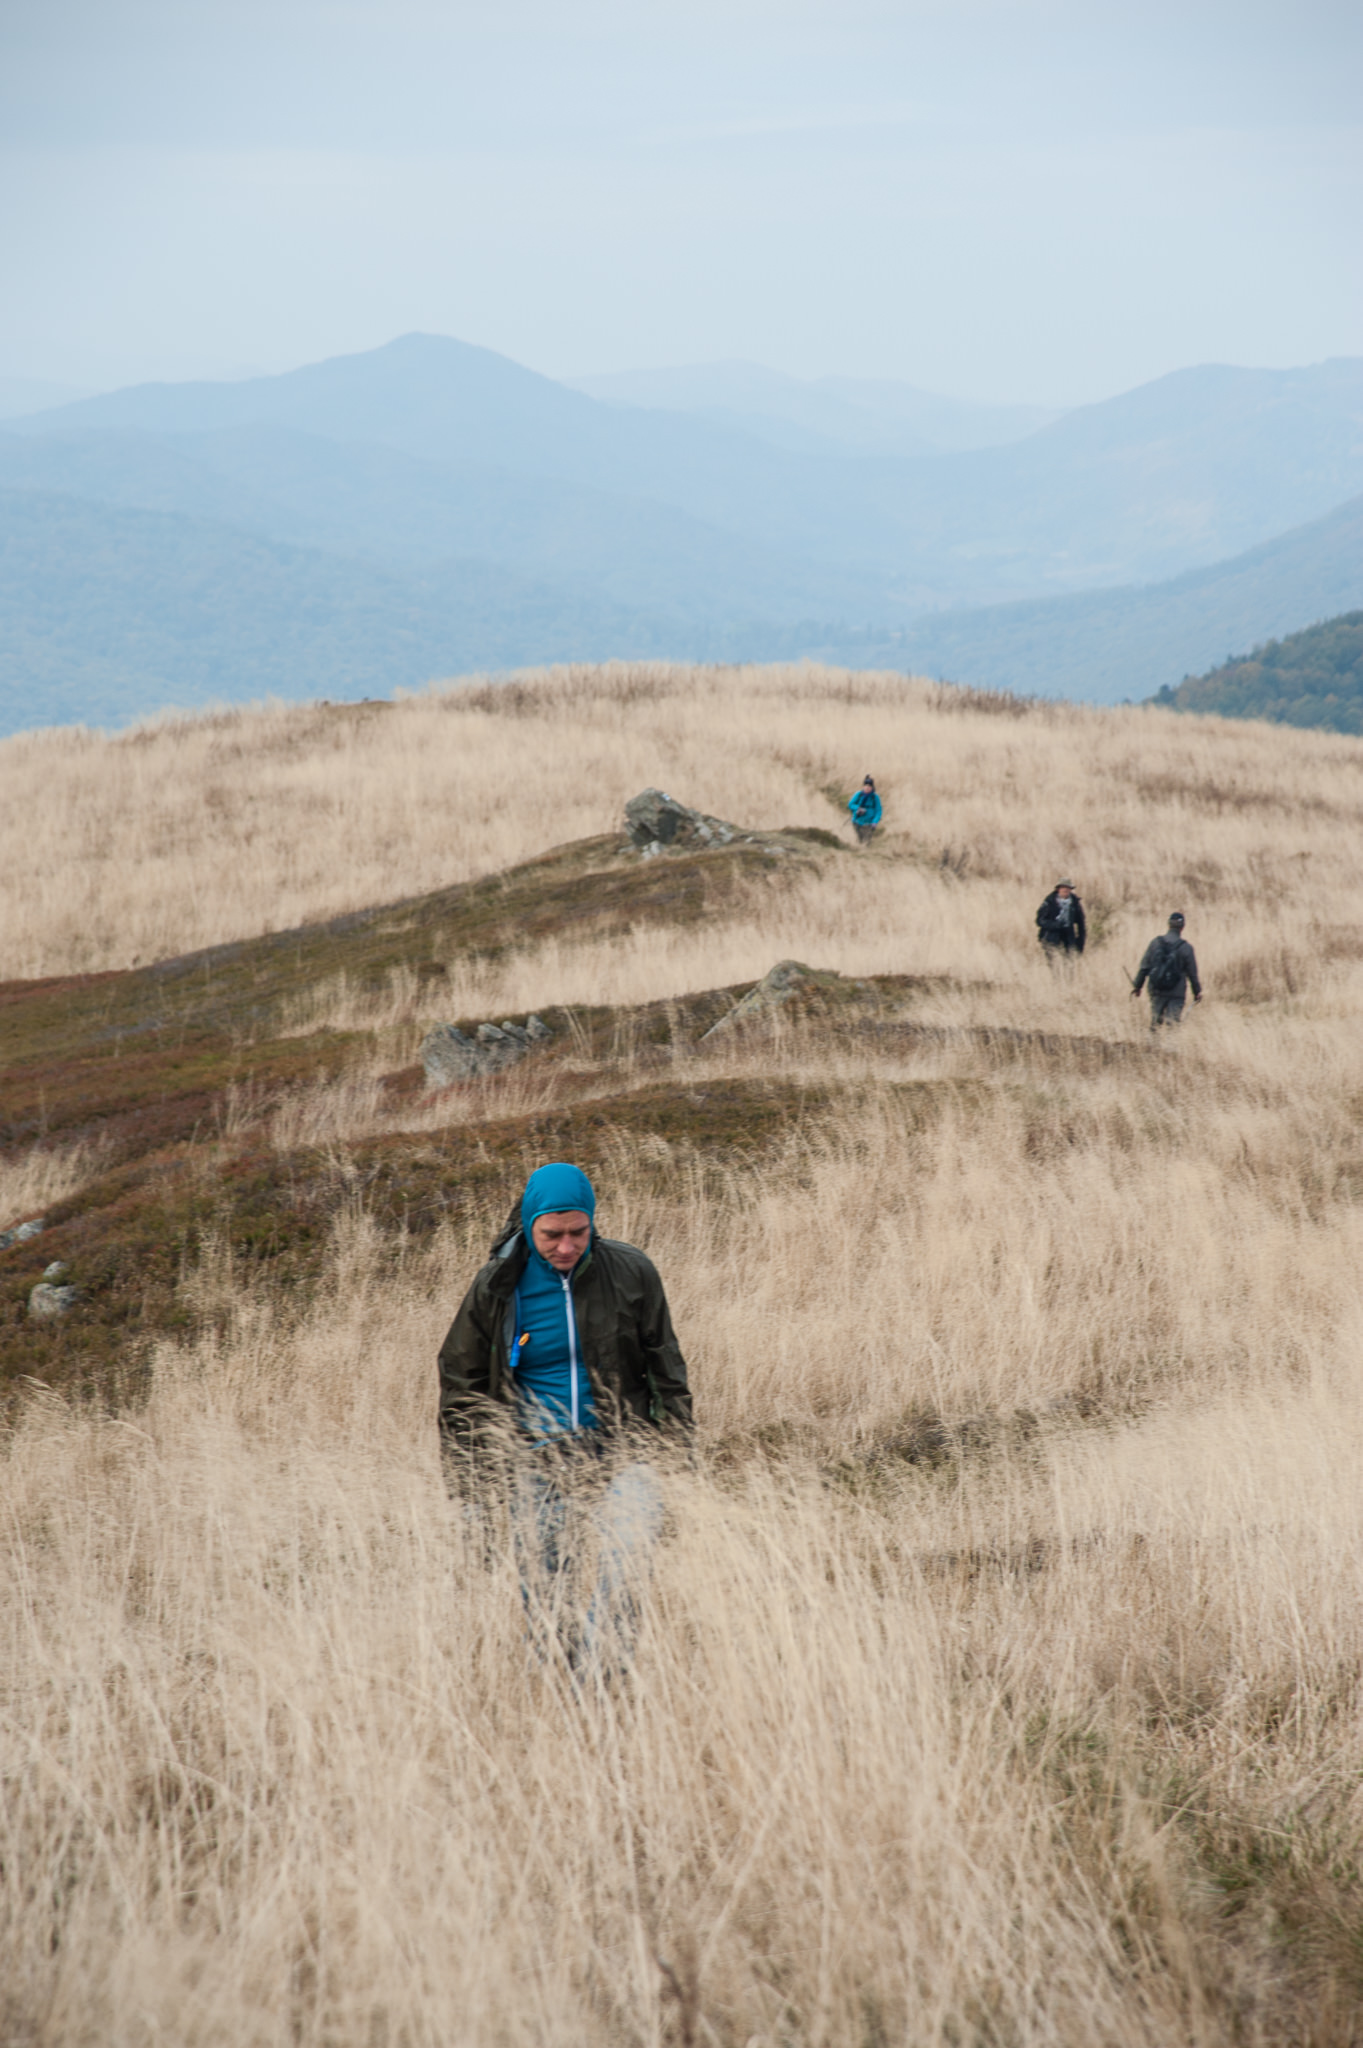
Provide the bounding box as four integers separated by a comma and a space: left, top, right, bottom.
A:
849, 776, 883, 845
438, 1161, 691, 1680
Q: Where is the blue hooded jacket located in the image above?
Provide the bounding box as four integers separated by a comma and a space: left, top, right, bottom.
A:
849, 785, 882, 827
512, 1163, 600, 1440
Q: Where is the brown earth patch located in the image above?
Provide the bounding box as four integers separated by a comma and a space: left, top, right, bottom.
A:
0, 810, 1094, 1413
0, 1070, 852, 1405
0, 828, 832, 1072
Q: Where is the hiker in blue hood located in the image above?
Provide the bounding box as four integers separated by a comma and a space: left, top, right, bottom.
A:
438, 1160, 692, 1680
849, 775, 883, 846
511, 1162, 602, 1441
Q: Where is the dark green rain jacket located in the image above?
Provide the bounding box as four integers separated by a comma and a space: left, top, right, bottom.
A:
437, 1218, 693, 1490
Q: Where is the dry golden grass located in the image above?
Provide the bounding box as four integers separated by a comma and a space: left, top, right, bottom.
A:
5, 664, 1363, 2044
0, 1136, 114, 1235
4, 661, 1361, 981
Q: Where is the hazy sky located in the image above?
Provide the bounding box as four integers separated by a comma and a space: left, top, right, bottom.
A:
2, 0, 1359, 403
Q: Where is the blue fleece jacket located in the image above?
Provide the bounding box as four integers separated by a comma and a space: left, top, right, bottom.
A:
849, 787, 882, 827
512, 1163, 600, 1440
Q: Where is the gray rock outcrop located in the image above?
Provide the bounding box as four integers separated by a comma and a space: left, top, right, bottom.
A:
700, 960, 849, 1040
29, 1281, 79, 1319
0, 1217, 45, 1252
623, 789, 740, 857
421, 1013, 552, 1088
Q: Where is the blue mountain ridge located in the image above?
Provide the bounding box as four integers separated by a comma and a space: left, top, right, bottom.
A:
2, 333, 1361, 732
14, 334, 1363, 598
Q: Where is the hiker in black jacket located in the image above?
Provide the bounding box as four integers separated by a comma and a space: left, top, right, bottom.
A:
1132, 912, 1202, 1028
438, 1161, 691, 1683
1036, 880, 1086, 956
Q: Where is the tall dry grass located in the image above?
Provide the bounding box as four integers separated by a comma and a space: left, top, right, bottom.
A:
5, 666, 1363, 2042
0, 1136, 114, 1235
5, 1196, 1363, 2044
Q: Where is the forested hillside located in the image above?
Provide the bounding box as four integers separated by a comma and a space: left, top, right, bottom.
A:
1153, 610, 1363, 731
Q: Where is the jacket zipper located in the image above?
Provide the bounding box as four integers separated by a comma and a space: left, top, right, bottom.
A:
562, 1272, 580, 1428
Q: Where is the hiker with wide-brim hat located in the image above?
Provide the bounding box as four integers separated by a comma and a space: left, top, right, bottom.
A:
1035, 879, 1086, 955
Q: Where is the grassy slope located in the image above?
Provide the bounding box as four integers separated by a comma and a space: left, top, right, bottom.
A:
0, 824, 859, 1397
0, 798, 1141, 1406
6, 672, 1363, 2044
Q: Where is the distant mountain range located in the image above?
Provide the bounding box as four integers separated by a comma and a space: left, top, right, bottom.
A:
813, 494, 1363, 705
567, 361, 1062, 457
11, 336, 1363, 597
1, 333, 1361, 734
0, 488, 686, 733
0, 376, 96, 421
0, 423, 876, 628
1150, 612, 1363, 733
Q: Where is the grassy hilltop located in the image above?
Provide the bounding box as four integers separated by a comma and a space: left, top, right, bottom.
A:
4, 665, 1363, 2044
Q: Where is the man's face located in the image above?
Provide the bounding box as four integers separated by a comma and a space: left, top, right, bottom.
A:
531, 1210, 592, 1271
1057, 886, 1071, 899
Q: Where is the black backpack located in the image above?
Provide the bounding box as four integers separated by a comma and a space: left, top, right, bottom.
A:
1149, 936, 1185, 994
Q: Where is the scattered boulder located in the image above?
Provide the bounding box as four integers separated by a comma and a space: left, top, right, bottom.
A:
421, 1013, 552, 1088
623, 789, 741, 857
701, 960, 847, 1040
29, 1281, 79, 1320
43, 1261, 69, 1281
0, 1216, 45, 1253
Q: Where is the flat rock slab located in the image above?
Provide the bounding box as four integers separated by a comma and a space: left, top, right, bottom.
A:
421, 1013, 552, 1088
